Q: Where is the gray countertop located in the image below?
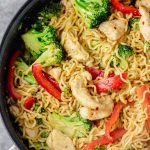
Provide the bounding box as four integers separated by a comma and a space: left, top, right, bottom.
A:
0, 0, 26, 150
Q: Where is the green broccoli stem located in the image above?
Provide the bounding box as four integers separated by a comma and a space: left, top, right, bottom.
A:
15, 58, 37, 84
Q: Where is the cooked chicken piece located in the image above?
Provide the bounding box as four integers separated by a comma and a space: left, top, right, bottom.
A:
139, 6, 150, 42
25, 127, 39, 138
70, 72, 100, 109
61, 31, 89, 62
80, 96, 114, 120
99, 19, 127, 41
46, 129, 75, 150
80, 71, 92, 81
141, 0, 150, 9
136, 0, 150, 10
46, 67, 62, 81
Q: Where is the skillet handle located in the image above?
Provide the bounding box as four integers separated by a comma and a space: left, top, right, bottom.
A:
9, 145, 19, 150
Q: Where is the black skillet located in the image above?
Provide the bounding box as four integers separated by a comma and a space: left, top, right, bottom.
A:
0, 0, 59, 149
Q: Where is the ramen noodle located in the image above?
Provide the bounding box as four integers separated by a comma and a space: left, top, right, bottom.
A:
8, 0, 150, 150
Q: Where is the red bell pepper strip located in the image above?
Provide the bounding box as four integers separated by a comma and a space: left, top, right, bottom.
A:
96, 72, 127, 93
42, 71, 61, 92
143, 92, 150, 109
105, 101, 125, 141
85, 66, 104, 80
136, 85, 150, 132
84, 128, 127, 150
32, 63, 61, 101
7, 50, 22, 100
136, 84, 148, 102
111, 0, 140, 16
23, 96, 35, 110
85, 66, 115, 80
110, 128, 126, 140
136, 85, 150, 108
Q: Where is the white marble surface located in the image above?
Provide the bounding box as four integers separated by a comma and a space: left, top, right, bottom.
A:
0, 0, 26, 150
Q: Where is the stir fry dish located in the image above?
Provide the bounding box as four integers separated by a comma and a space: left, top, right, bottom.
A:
7, 0, 150, 149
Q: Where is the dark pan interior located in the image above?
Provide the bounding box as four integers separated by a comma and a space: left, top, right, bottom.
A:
0, 0, 59, 149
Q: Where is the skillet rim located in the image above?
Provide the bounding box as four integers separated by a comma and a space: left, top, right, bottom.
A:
0, 0, 44, 149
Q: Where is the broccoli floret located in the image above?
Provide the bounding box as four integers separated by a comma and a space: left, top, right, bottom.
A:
15, 58, 37, 84
22, 26, 56, 61
118, 44, 134, 59
37, 2, 61, 26
31, 2, 61, 31
129, 17, 140, 29
40, 131, 49, 138
73, 0, 110, 28
35, 118, 43, 125
22, 25, 64, 69
22, 2, 63, 67
32, 41, 63, 67
48, 112, 92, 138
110, 44, 134, 70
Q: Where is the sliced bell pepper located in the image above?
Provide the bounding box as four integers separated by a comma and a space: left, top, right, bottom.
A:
23, 96, 35, 110
136, 84, 148, 100
42, 71, 61, 92
111, 0, 140, 16
105, 101, 125, 141
136, 85, 150, 133
96, 72, 127, 93
7, 50, 22, 100
143, 92, 150, 109
85, 66, 104, 80
32, 63, 61, 101
111, 128, 127, 140
85, 66, 115, 80
136, 85, 150, 108
83, 128, 126, 150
